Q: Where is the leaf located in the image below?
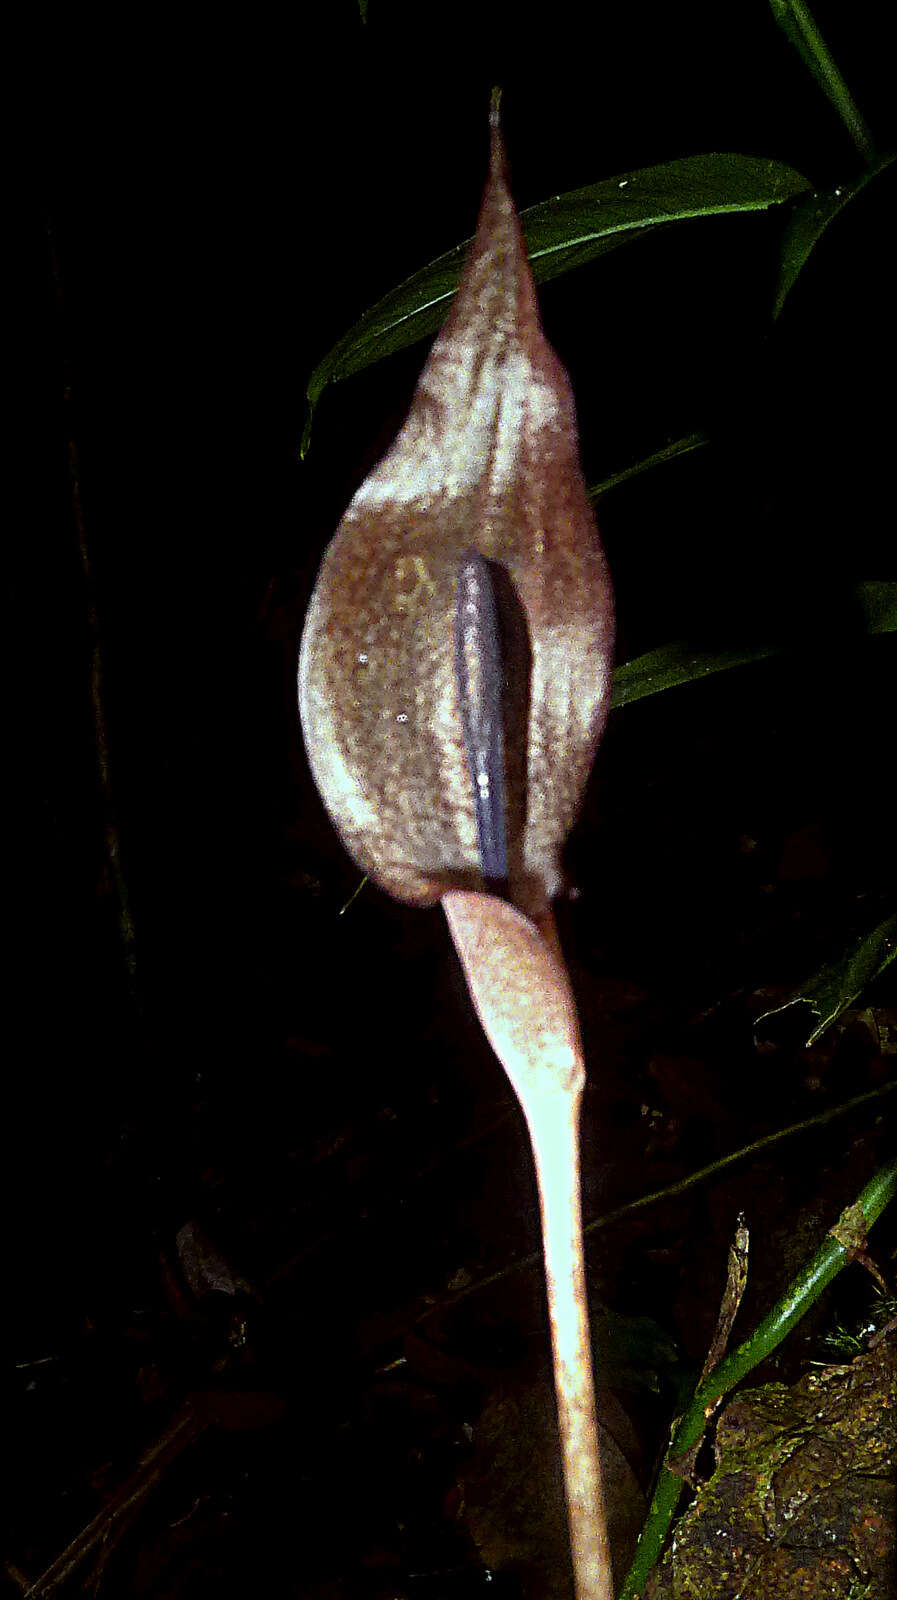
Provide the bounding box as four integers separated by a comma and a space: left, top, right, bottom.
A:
302, 153, 811, 454
592, 1307, 684, 1396
617, 1157, 897, 1599
611, 640, 780, 710
856, 578, 897, 635
768, 0, 877, 164
176, 1220, 247, 1300
754, 913, 897, 1046
299, 98, 614, 921
773, 154, 897, 317
610, 581, 897, 710
588, 431, 710, 500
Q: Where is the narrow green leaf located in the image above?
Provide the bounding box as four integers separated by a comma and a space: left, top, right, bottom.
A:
593, 1307, 683, 1396
302, 153, 810, 456
755, 914, 897, 1046
856, 579, 897, 635
774, 154, 896, 316
611, 581, 897, 710
618, 1156, 897, 1598
768, 0, 877, 164
588, 431, 710, 500
611, 641, 779, 709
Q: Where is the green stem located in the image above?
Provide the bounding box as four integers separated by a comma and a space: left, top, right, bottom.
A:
769, 0, 877, 166
617, 1155, 897, 1598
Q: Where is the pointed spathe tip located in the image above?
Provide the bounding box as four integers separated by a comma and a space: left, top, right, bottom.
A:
488, 85, 508, 180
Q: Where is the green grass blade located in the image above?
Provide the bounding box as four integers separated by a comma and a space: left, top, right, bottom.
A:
301, 153, 810, 456
768, 0, 877, 164
618, 1155, 897, 1598
610, 581, 896, 710
588, 432, 710, 499
856, 579, 897, 634
755, 913, 897, 1046
774, 154, 896, 316
611, 640, 779, 710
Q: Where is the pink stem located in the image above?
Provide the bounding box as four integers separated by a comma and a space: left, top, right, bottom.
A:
525, 1086, 615, 1600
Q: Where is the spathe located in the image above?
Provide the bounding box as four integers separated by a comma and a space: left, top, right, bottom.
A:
299, 93, 614, 922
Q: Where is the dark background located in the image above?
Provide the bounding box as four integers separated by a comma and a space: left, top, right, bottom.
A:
12, 2, 897, 1595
